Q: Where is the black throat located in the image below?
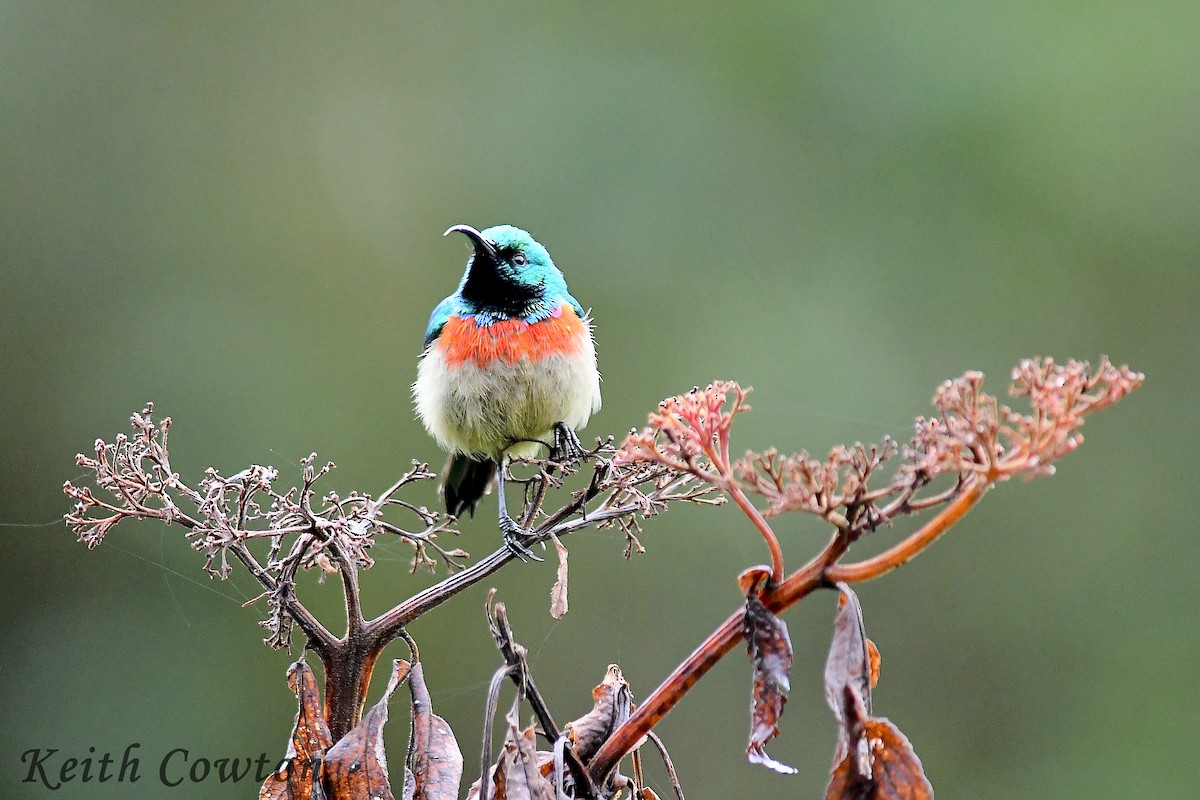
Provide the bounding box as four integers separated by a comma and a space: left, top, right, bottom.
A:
460, 253, 542, 318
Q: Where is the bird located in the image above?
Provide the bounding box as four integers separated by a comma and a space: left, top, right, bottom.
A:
414, 224, 601, 560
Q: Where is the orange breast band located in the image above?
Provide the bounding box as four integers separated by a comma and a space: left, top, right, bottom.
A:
438, 304, 586, 368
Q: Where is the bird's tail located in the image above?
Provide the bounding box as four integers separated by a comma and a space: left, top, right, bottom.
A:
442, 453, 497, 518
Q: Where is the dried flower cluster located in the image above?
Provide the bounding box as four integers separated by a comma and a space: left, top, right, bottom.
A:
617, 357, 1143, 542
900, 357, 1142, 484
65, 405, 461, 568
509, 440, 721, 561
615, 380, 749, 483
63, 404, 462, 648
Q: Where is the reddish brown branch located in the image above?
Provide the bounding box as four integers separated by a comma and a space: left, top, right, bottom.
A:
586, 551, 830, 781
729, 485, 785, 583
826, 478, 989, 584
587, 475, 994, 781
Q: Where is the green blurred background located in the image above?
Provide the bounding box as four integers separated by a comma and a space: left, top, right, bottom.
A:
1, 2, 1194, 797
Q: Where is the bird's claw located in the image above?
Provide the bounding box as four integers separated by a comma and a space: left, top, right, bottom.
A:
500, 515, 543, 562
551, 422, 587, 463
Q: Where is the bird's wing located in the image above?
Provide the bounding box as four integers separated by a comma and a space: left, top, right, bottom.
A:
566, 293, 587, 321
423, 296, 457, 350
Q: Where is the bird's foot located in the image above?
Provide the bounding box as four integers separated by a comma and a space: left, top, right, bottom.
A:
550, 422, 587, 463
500, 514, 544, 562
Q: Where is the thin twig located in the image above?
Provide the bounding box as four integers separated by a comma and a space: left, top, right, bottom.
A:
227, 541, 337, 649
645, 731, 685, 800
486, 600, 601, 799
479, 664, 517, 800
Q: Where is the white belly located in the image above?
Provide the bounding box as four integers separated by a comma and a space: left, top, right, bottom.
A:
414, 341, 601, 460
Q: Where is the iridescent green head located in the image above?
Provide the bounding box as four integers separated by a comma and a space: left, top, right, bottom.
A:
444, 224, 573, 321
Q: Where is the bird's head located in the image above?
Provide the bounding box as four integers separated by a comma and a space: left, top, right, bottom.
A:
445, 224, 567, 319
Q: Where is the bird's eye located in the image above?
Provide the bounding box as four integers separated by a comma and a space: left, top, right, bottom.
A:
512, 253, 527, 267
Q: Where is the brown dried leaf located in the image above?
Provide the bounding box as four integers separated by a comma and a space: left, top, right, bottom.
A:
260, 660, 334, 800
743, 576, 796, 775
466, 707, 557, 800
825, 583, 873, 745
736, 565, 771, 596
825, 698, 932, 799
564, 664, 632, 764
549, 533, 569, 620
323, 659, 412, 800
409, 661, 465, 800
503, 707, 556, 800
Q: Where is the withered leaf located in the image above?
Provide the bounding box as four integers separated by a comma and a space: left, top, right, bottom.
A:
743, 577, 796, 775
825, 582, 873, 742
838, 682, 873, 781
736, 565, 772, 596
549, 533, 569, 620
824, 707, 932, 799
409, 660, 465, 800
824, 679, 932, 799
466, 708, 556, 800
260, 660, 334, 800
323, 659, 411, 800
504, 707, 557, 800
867, 638, 881, 689
564, 664, 632, 764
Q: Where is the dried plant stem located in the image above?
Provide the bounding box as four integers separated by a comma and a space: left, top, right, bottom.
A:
826, 478, 989, 584
728, 485, 785, 583
234, 541, 333, 640
367, 501, 643, 636
304, 501, 652, 741
321, 636, 382, 741
485, 599, 601, 799
644, 731, 686, 800
587, 475, 992, 782
332, 544, 365, 637
480, 663, 516, 796
585, 555, 828, 782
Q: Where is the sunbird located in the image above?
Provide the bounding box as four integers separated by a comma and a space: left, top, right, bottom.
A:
414, 224, 601, 559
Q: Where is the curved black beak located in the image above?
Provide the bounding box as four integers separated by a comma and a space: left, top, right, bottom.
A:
443, 224, 498, 260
